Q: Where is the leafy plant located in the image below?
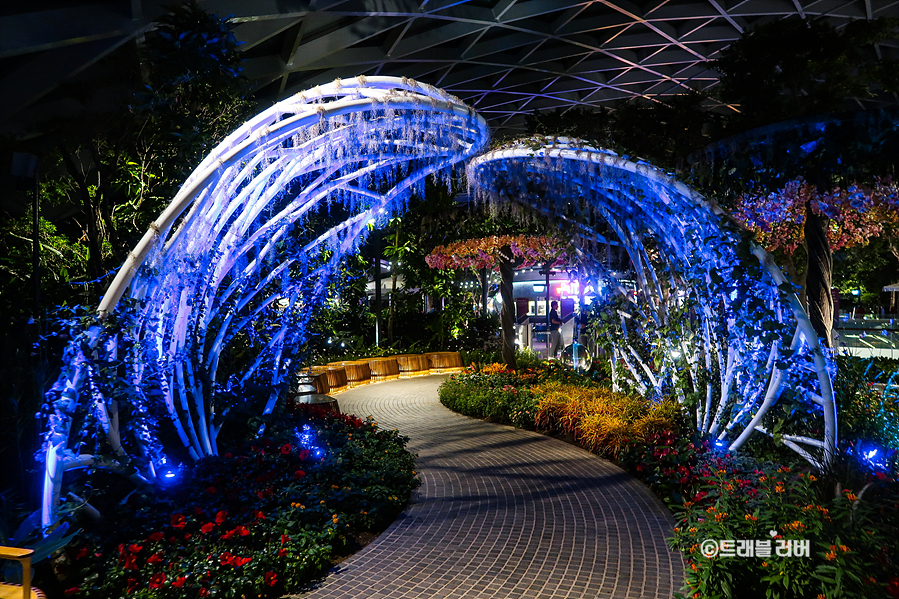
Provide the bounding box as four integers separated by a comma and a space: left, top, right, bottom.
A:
58, 410, 418, 598
0, 510, 79, 584
670, 455, 898, 599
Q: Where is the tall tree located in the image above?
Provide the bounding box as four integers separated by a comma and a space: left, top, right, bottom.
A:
734, 177, 899, 343
706, 16, 899, 346
426, 235, 569, 369
50, 1, 251, 290
715, 17, 899, 128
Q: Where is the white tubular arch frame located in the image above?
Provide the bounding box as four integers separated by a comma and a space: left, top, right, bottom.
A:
40, 76, 489, 527
468, 137, 836, 469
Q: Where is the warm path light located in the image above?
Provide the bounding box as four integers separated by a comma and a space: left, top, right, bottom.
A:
468, 137, 836, 469
39, 76, 489, 527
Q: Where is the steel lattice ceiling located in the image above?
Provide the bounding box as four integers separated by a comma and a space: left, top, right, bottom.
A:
2, 0, 898, 136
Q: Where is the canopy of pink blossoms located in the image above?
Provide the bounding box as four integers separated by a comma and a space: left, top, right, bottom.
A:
425, 234, 568, 270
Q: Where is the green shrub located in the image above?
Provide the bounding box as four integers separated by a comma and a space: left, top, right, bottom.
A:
438, 371, 536, 427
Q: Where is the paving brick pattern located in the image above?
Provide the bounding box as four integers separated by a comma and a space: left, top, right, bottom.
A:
293, 375, 684, 599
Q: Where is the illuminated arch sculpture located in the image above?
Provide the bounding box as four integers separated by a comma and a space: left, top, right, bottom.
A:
40, 76, 489, 526
468, 137, 836, 469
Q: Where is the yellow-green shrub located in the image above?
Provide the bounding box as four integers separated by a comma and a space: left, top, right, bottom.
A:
533, 383, 683, 457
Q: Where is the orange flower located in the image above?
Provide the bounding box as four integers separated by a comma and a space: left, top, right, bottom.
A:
744, 514, 758, 522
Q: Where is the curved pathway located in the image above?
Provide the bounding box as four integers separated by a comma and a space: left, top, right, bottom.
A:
294, 375, 684, 599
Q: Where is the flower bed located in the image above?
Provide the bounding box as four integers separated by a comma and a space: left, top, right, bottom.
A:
438, 363, 686, 456
57, 411, 418, 598
437, 361, 899, 598
669, 455, 899, 599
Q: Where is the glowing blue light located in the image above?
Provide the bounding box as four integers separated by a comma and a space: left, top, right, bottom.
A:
865, 449, 878, 459
157, 458, 182, 485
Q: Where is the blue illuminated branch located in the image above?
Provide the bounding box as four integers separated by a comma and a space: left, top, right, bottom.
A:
40, 76, 489, 528
467, 136, 836, 469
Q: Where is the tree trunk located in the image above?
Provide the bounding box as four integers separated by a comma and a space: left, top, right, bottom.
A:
388, 270, 397, 343
804, 201, 833, 347
499, 254, 517, 370
61, 147, 106, 282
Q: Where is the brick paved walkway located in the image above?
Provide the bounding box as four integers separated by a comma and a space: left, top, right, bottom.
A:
293, 375, 684, 599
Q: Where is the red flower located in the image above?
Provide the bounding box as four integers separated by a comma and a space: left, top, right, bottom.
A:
254, 510, 265, 521
235, 556, 252, 567
264, 571, 278, 587
128, 544, 143, 554
206, 486, 217, 495
149, 573, 166, 589
147, 552, 164, 564
201, 522, 215, 534
294, 470, 306, 479
223, 525, 250, 540
281, 534, 290, 545
64, 587, 80, 596
184, 533, 192, 540
170, 513, 187, 530
75, 547, 89, 560
215, 510, 227, 525
278, 549, 287, 557
281, 443, 293, 455
126, 577, 139, 594
123, 554, 139, 570
199, 588, 209, 597
172, 577, 187, 588
888, 577, 899, 599
147, 532, 165, 543
220, 552, 235, 566
299, 449, 310, 460
193, 507, 205, 517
